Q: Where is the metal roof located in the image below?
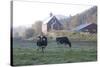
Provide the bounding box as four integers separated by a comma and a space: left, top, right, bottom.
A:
43, 15, 68, 24
72, 23, 92, 31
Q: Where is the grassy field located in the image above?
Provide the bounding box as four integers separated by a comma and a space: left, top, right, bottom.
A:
12, 40, 97, 66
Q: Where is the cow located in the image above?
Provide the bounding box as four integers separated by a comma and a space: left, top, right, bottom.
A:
36, 35, 47, 53
56, 37, 71, 48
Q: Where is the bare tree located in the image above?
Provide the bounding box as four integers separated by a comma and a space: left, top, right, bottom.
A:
33, 20, 43, 35
25, 28, 35, 39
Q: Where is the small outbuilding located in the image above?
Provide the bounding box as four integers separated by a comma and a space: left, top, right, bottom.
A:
72, 23, 97, 33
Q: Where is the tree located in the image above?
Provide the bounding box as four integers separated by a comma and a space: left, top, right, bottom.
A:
33, 20, 43, 35
25, 28, 35, 39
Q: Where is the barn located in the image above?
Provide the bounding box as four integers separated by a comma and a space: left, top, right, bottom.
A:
42, 14, 68, 34
72, 23, 97, 33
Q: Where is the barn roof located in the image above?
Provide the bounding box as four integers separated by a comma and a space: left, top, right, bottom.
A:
72, 23, 96, 31
43, 15, 68, 24
43, 16, 54, 24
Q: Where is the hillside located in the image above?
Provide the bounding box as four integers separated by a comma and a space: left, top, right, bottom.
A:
68, 6, 97, 30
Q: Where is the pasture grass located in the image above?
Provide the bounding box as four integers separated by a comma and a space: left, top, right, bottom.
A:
13, 45, 97, 66
12, 32, 97, 66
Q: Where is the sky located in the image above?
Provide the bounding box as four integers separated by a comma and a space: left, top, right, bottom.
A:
13, 0, 95, 28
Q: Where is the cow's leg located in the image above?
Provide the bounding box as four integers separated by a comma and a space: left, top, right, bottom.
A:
68, 42, 71, 48
57, 41, 60, 48
64, 43, 68, 48
57, 41, 59, 45
42, 46, 45, 53
64, 42, 71, 48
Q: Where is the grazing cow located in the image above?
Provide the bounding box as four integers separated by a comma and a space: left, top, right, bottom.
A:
37, 35, 47, 53
56, 37, 71, 48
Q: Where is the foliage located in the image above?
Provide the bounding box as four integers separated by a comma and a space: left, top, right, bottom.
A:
62, 6, 97, 30
33, 20, 43, 35
24, 28, 35, 39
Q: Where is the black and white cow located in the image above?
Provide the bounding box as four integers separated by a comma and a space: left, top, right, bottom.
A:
37, 35, 47, 53
56, 37, 71, 48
